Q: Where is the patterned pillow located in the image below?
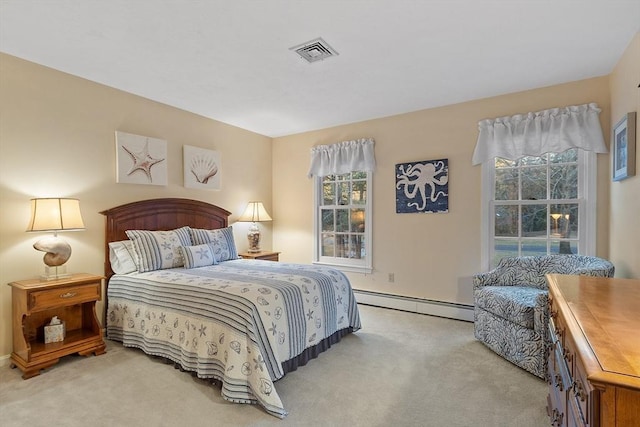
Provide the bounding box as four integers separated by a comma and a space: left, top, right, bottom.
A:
179, 243, 218, 269
108, 240, 138, 274
126, 227, 193, 272
189, 226, 238, 262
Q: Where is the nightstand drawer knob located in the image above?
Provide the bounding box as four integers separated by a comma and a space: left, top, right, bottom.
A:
60, 292, 77, 298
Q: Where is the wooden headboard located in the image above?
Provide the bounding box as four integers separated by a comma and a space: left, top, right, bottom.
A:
100, 198, 231, 280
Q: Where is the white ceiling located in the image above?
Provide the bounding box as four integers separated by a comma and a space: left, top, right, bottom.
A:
1, 1, 638, 138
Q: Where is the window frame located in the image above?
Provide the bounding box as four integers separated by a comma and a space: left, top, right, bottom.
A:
480, 149, 597, 270
312, 172, 373, 274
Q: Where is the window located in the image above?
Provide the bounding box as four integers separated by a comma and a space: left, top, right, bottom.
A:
314, 171, 372, 273
481, 148, 597, 268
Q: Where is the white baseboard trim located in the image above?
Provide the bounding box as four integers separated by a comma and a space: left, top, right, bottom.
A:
0, 353, 11, 367
354, 289, 474, 322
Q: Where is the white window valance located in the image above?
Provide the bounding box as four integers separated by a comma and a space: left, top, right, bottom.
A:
472, 103, 607, 165
308, 138, 376, 178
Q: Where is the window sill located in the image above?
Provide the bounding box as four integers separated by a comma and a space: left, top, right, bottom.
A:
312, 261, 372, 274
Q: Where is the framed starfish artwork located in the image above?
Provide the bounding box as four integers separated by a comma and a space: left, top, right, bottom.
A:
115, 131, 168, 185
183, 145, 221, 190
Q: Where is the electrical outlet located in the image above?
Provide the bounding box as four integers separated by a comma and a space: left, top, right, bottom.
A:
388, 273, 395, 283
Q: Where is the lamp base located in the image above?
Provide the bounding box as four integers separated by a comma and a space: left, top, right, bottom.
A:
41, 265, 71, 281
247, 223, 261, 253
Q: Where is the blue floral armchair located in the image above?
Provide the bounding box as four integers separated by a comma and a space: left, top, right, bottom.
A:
473, 255, 614, 378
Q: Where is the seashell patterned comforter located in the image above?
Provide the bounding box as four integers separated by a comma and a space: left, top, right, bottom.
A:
106, 259, 361, 418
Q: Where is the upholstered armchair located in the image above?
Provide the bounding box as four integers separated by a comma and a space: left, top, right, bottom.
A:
473, 255, 614, 378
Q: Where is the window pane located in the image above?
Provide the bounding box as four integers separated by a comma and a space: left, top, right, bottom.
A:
323, 183, 335, 205
351, 180, 367, 204
336, 209, 349, 232
550, 149, 578, 164
550, 240, 577, 255
495, 157, 516, 168
550, 164, 578, 199
337, 182, 349, 205
357, 235, 366, 258
521, 166, 547, 200
336, 234, 349, 258
519, 155, 546, 166
495, 205, 518, 237
522, 204, 547, 237
550, 204, 578, 238
352, 171, 367, 180
321, 209, 334, 232
493, 239, 518, 267
351, 209, 365, 232
350, 235, 364, 259
495, 168, 519, 200
521, 240, 548, 256
321, 233, 334, 257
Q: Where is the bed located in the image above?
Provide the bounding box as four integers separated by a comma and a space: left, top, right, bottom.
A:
100, 198, 361, 418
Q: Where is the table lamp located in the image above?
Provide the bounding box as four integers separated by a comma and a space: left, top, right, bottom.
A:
237, 201, 272, 253
27, 198, 85, 280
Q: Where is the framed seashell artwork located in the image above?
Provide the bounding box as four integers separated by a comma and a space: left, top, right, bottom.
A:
115, 131, 168, 186
183, 145, 221, 190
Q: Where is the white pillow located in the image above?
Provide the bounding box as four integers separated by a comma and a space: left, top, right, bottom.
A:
179, 243, 218, 269
189, 226, 238, 262
108, 240, 138, 274
126, 226, 192, 272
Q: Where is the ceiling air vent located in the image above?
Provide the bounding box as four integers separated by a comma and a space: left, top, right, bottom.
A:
290, 37, 339, 63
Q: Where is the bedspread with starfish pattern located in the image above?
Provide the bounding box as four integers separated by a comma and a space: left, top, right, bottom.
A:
106, 259, 361, 418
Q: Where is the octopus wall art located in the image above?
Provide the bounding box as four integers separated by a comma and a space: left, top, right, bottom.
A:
395, 158, 449, 213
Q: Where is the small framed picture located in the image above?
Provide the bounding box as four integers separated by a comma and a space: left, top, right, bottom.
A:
115, 131, 167, 185
183, 145, 221, 190
612, 112, 636, 182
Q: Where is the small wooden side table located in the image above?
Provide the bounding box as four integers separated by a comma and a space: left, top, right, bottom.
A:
239, 251, 280, 261
9, 273, 106, 379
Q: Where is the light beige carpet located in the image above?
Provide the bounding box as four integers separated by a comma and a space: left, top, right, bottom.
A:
0, 305, 548, 426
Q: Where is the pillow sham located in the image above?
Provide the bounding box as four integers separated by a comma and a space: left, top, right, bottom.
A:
189, 226, 238, 262
179, 243, 218, 269
108, 240, 138, 274
125, 226, 192, 272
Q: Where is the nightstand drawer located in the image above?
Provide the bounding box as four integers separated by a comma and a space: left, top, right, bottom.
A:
29, 282, 100, 311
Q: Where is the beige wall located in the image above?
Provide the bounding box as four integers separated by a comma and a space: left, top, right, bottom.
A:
0, 54, 273, 358
609, 32, 640, 279
273, 77, 612, 305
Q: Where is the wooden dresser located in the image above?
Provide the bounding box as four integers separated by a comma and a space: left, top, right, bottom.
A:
546, 274, 640, 427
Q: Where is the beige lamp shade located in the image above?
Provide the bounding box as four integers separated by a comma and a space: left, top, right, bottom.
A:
27, 198, 85, 232
237, 202, 271, 253
237, 201, 272, 223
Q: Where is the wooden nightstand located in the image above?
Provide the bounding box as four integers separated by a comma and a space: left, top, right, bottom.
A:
8, 273, 106, 379
239, 251, 280, 261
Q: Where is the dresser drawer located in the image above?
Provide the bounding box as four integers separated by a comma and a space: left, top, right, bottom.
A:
29, 282, 100, 311
571, 355, 593, 426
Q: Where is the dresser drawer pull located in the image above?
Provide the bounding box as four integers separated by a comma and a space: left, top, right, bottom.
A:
554, 374, 564, 392
563, 348, 573, 364
573, 381, 587, 402
60, 292, 77, 298
550, 408, 564, 426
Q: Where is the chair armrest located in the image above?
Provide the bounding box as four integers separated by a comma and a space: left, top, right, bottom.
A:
473, 268, 503, 290
572, 266, 615, 277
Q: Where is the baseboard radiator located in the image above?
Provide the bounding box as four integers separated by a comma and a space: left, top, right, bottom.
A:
353, 289, 474, 322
